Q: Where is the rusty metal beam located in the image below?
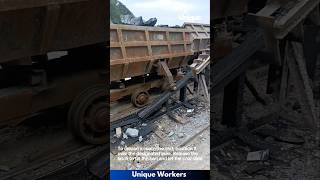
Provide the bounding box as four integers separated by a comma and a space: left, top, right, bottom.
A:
110, 80, 163, 102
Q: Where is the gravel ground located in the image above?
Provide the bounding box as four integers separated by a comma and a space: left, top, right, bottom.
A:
211, 64, 320, 180
0, 108, 103, 179
110, 96, 210, 170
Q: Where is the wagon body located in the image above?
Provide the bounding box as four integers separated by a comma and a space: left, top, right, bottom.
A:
0, 0, 108, 131
183, 22, 210, 52
110, 24, 193, 82
0, 0, 108, 64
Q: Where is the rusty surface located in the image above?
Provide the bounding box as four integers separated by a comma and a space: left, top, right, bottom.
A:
157, 61, 176, 90
273, 0, 320, 39
251, 0, 320, 63
0, 69, 105, 126
214, 36, 233, 60
110, 24, 193, 82
68, 84, 107, 144
183, 22, 210, 52
190, 52, 210, 75
110, 80, 163, 103
253, 0, 320, 39
0, 0, 108, 64
131, 90, 150, 107
0, 87, 33, 125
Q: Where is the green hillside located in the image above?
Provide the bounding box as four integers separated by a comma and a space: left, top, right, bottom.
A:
110, 0, 134, 24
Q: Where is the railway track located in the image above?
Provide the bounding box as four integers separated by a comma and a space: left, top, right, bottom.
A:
0, 142, 107, 180
110, 94, 210, 170
0, 109, 108, 180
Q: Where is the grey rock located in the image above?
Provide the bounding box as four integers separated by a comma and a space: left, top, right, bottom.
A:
115, 127, 122, 138
125, 128, 139, 138
187, 109, 194, 113
168, 132, 175, 137
220, 149, 226, 157
118, 146, 124, 151
139, 136, 143, 142
177, 133, 184, 138
247, 150, 269, 161
244, 164, 264, 175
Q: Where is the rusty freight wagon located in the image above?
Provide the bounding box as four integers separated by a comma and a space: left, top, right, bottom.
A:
183, 22, 210, 52
110, 24, 194, 107
0, 0, 108, 144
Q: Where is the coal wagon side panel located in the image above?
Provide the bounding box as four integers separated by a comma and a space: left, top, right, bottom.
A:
0, 0, 108, 64
110, 24, 193, 82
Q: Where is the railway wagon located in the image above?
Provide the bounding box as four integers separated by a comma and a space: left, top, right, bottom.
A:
183, 22, 210, 52
110, 24, 194, 107
0, 0, 108, 144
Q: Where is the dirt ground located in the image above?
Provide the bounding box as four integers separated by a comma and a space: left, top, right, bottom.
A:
156, 128, 210, 170
0, 108, 103, 179
0, 110, 71, 174
110, 96, 210, 170
211, 64, 320, 180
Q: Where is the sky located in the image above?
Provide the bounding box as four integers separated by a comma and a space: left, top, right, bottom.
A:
120, 0, 210, 26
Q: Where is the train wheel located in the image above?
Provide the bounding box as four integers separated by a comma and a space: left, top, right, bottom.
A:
131, 90, 149, 107
68, 84, 107, 144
